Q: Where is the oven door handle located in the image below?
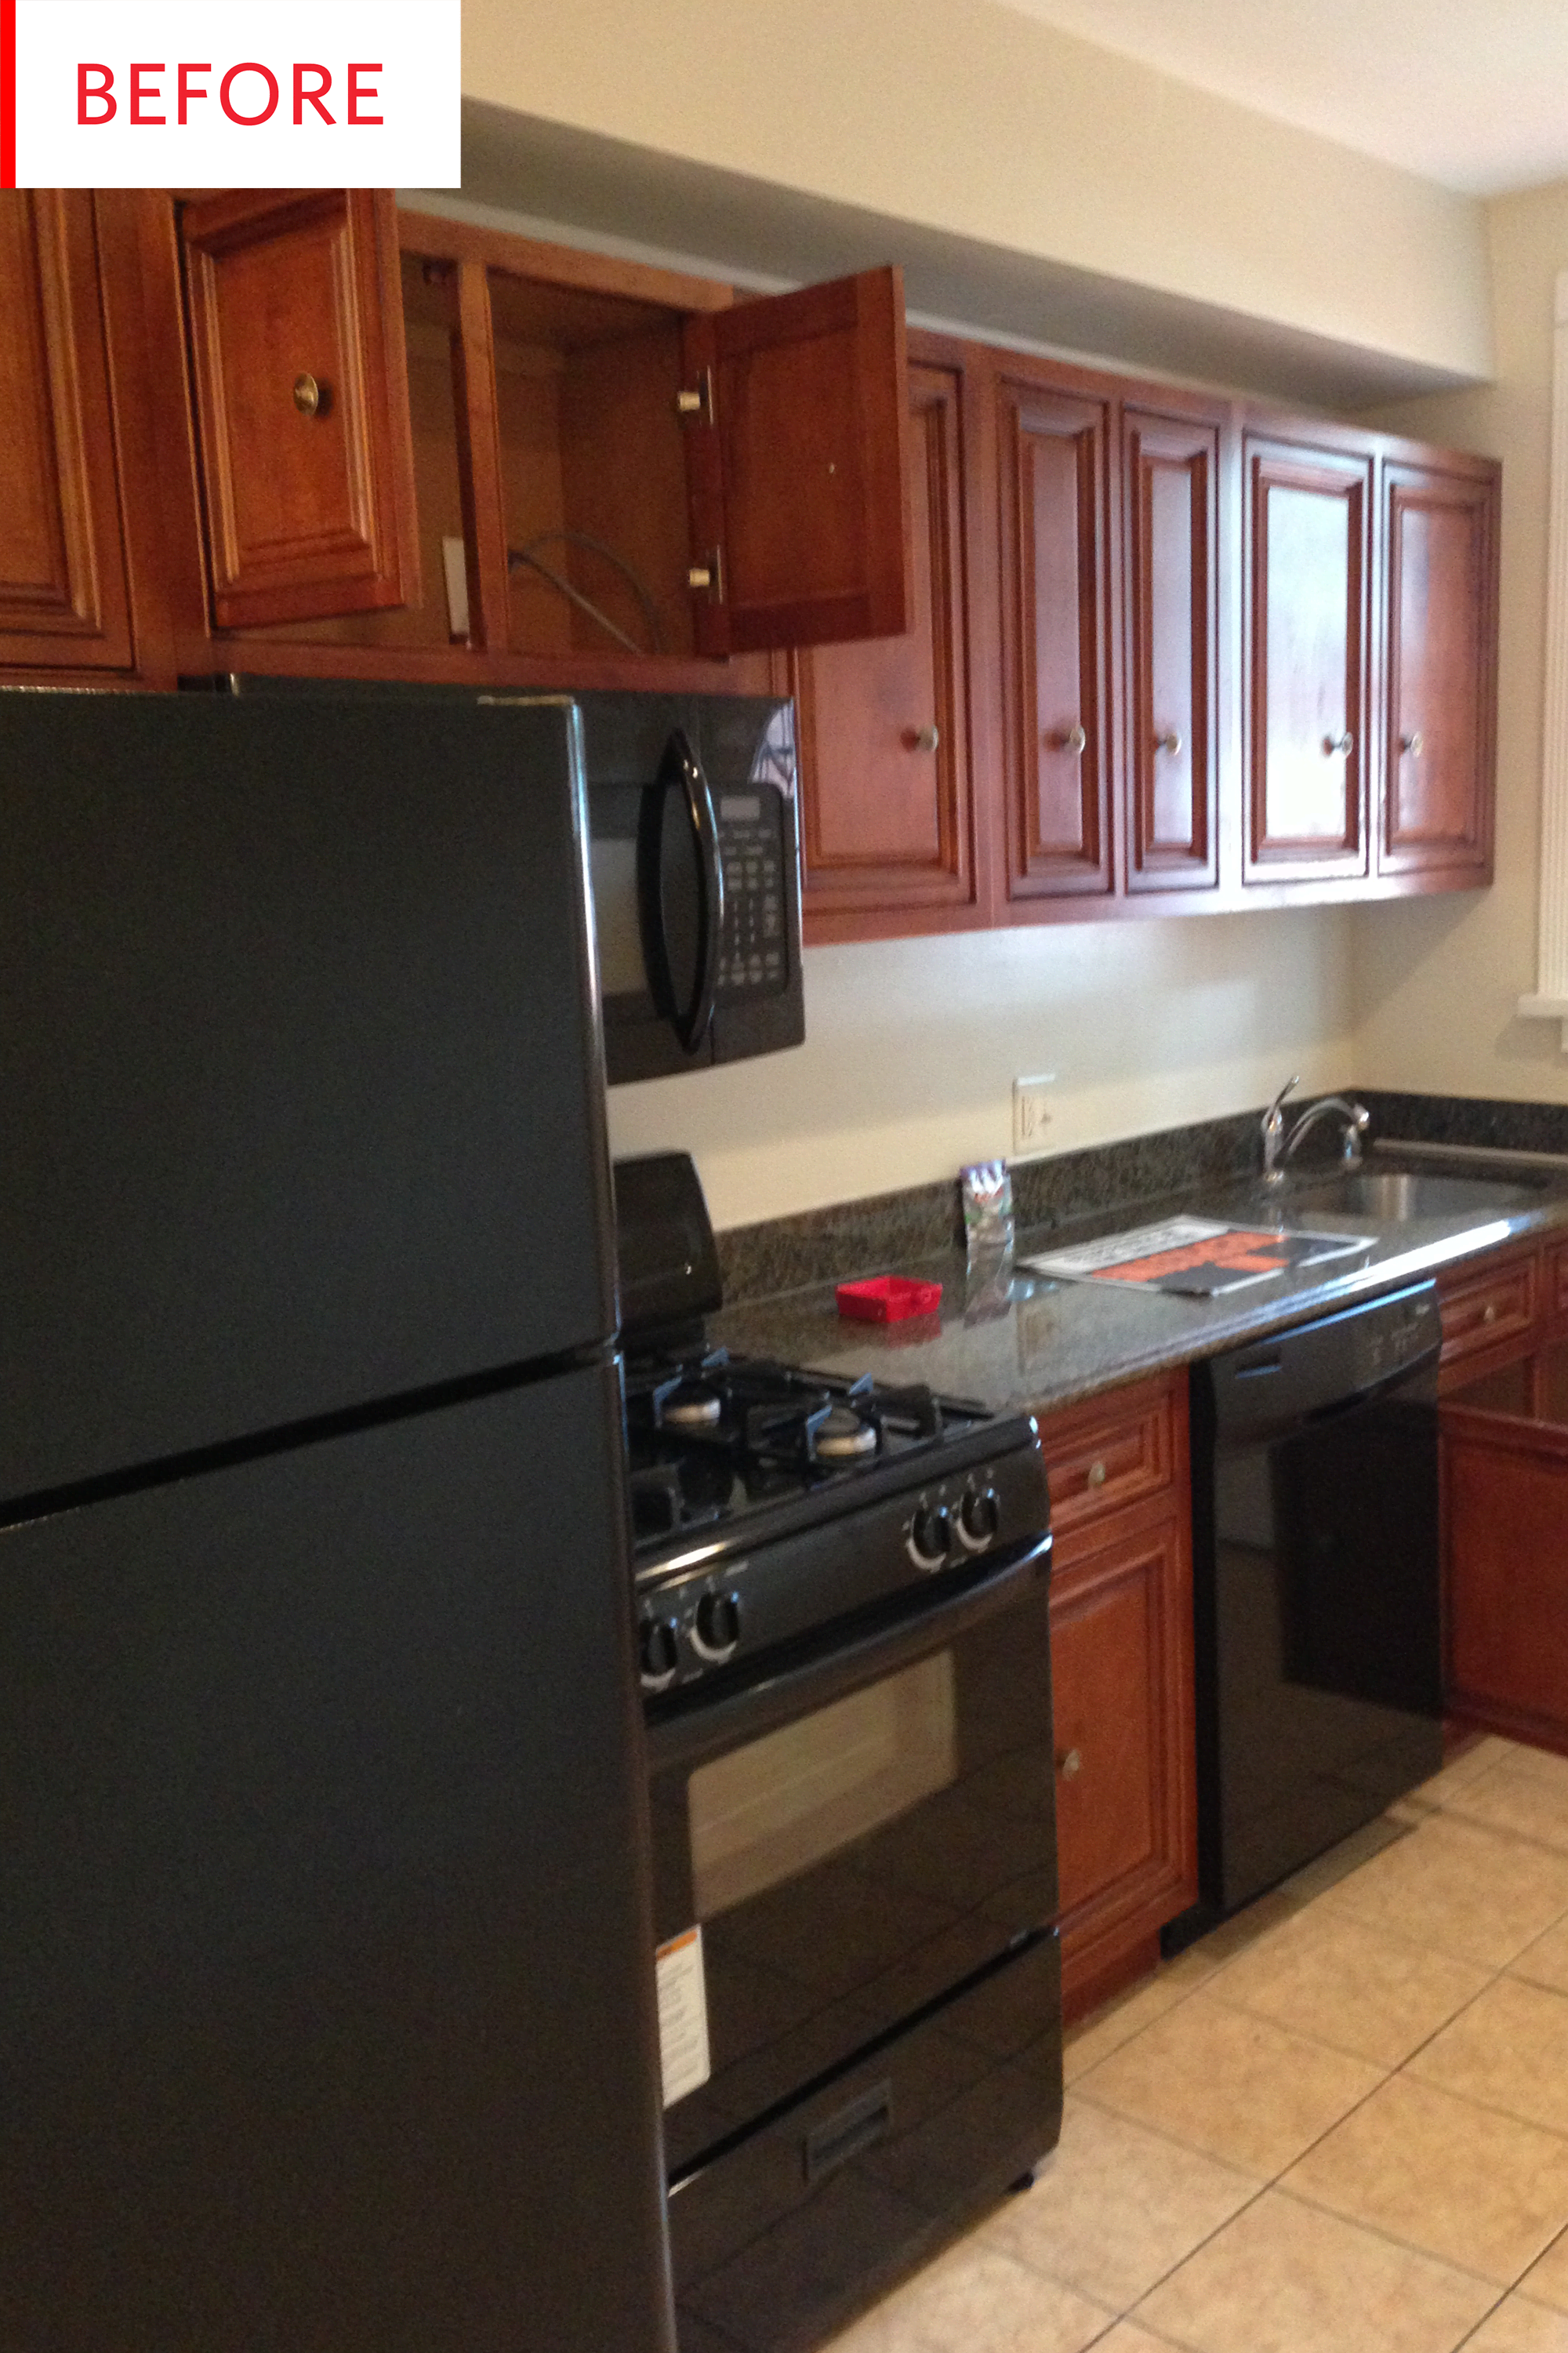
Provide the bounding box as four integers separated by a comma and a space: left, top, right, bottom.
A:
645, 1533, 1052, 1774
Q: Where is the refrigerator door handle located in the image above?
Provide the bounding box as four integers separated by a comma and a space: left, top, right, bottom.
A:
638, 728, 725, 1052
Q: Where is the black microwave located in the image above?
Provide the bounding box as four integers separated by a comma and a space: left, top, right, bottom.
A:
212, 677, 804, 1089
571, 692, 804, 1085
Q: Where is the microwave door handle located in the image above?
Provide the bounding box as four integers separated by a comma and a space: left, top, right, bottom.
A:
638, 731, 725, 1052
677, 735, 724, 1051
645, 1531, 1052, 1774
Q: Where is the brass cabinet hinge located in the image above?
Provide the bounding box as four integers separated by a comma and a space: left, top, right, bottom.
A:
687, 547, 726, 603
674, 368, 715, 425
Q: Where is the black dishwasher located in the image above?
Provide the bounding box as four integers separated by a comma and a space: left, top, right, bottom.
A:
1171, 1280, 1444, 1943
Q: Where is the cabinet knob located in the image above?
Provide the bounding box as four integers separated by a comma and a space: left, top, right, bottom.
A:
1401, 731, 1425, 757
1053, 722, 1087, 757
1483, 1302, 1498, 1325
1058, 1747, 1083, 1781
1323, 731, 1355, 757
1087, 1458, 1107, 1488
292, 372, 325, 418
906, 724, 940, 754
1156, 729, 1184, 757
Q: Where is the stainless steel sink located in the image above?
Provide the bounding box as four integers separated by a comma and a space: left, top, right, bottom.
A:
1283, 1170, 1547, 1221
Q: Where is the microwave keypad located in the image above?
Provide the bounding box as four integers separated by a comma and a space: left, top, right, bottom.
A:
719, 822, 786, 995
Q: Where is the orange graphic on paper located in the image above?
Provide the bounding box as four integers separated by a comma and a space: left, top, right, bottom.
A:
1090, 1229, 1287, 1284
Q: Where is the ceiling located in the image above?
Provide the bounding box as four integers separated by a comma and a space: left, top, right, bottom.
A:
995, 0, 1568, 196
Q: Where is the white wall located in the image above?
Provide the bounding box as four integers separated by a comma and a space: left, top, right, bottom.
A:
606, 913, 1356, 1229
463, 0, 1490, 381
1352, 180, 1568, 1109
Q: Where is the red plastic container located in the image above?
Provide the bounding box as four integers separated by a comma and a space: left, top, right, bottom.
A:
835, 1274, 943, 1323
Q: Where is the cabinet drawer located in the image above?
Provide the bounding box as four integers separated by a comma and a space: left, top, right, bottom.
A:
1438, 1254, 1537, 1378
1038, 1376, 1174, 1548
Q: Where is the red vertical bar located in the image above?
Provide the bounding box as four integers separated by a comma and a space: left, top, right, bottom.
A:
1, 0, 16, 191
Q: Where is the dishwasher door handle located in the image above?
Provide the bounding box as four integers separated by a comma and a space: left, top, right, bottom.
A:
1302, 1342, 1443, 1425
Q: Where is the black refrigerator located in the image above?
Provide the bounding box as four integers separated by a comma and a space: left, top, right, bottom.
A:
0, 692, 675, 2353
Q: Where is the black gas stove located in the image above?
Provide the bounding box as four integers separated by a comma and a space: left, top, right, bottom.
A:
615, 1155, 1061, 2353
615, 1156, 1048, 1708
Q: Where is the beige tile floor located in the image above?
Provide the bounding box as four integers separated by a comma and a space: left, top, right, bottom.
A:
825, 1736, 1568, 2353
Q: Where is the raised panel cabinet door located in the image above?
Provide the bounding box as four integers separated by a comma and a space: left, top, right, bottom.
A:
182, 189, 420, 629
797, 357, 979, 932
1123, 408, 1221, 893
1443, 1403, 1568, 1752
996, 376, 1113, 900
1048, 1515, 1196, 1996
680, 267, 912, 655
1244, 435, 1371, 881
0, 190, 132, 670
1381, 462, 1497, 879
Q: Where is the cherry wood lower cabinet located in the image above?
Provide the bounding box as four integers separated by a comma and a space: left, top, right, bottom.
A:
1035, 1373, 1197, 2019
1439, 1233, 1568, 1753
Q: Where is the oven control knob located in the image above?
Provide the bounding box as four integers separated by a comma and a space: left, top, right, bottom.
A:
906, 1502, 953, 1570
691, 1589, 742, 1662
958, 1487, 1001, 1550
639, 1614, 681, 1691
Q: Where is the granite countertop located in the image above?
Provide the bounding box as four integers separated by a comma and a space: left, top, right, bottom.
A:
712, 1155, 1568, 1420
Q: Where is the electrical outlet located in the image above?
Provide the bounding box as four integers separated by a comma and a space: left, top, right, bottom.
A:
1012, 1073, 1057, 1158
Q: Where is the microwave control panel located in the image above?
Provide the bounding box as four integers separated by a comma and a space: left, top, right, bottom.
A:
717, 792, 788, 998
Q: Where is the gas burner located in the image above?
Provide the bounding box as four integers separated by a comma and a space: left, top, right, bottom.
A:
659, 1381, 724, 1431
811, 1405, 879, 1462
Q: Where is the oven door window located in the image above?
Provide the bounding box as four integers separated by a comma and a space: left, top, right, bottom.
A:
689, 1653, 956, 1918
650, 1578, 1058, 2177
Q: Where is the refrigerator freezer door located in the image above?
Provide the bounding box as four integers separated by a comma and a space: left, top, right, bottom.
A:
0, 1364, 674, 2353
0, 694, 615, 1505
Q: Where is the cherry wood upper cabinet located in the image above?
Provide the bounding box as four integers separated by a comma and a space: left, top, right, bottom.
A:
1123, 405, 1222, 895
795, 342, 982, 939
1380, 459, 1497, 883
0, 190, 133, 671
996, 372, 1115, 903
181, 189, 420, 630
1243, 431, 1372, 884
680, 267, 912, 655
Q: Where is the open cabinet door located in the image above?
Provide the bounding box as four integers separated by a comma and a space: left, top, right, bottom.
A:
681, 267, 912, 655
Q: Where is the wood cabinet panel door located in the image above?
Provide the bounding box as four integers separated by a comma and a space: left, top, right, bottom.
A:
183, 190, 420, 629
1123, 407, 1220, 893
1444, 1403, 1568, 1754
681, 267, 911, 655
1381, 463, 1496, 878
0, 190, 132, 670
797, 356, 978, 931
1244, 436, 1370, 881
1051, 1516, 1196, 1992
997, 377, 1113, 901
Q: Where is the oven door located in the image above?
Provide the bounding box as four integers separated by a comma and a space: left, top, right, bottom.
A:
646, 1541, 1055, 2181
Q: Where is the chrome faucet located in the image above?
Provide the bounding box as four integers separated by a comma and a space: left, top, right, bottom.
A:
1260, 1075, 1371, 1184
